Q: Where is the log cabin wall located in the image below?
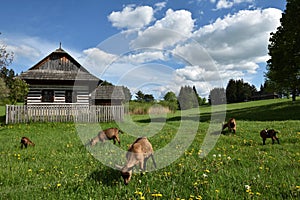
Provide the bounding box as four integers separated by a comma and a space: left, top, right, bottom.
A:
26, 85, 89, 104
18, 46, 101, 105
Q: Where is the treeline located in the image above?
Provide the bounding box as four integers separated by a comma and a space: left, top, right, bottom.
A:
209, 79, 277, 105
134, 86, 206, 112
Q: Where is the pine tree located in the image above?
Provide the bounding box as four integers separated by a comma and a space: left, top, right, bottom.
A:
266, 0, 300, 101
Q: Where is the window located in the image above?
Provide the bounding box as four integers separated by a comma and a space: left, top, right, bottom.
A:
65, 90, 77, 103
42, 90, 54, 102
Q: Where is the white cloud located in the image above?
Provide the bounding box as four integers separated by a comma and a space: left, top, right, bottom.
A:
154, 1, 167, 11
120, 51, 168, 64
81, 47, 117, 75
216, 0, 234, 9
108, 5, 154, 30
215, 0, 254, 10
131, 9, 195, 49
193, 8, 282, 72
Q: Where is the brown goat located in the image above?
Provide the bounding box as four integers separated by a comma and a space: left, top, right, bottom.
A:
116, 137, 157, 185
222, 118, 236, 134
88, 128, 123, 146
260, 129, 280, 145
20, 137, 35, 149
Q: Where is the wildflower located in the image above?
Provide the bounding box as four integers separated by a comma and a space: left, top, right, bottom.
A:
135, 191, 142, 195
57, 183, 61, 188
256, 192, 261, 196
195, 195, 202, 200
202, 173, 208, 178
227, 156, 231, 160
215, 189, 220, 193
198, 149, 202, 155
28, 169, 32, 172
204, 169, 210, 173
244, 185, 251, 190
213, 154, 216, 158
152, 193, 163, 197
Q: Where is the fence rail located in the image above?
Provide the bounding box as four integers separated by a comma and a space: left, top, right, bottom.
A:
5, 104, 124, 124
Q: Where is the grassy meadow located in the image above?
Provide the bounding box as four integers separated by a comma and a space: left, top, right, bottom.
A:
0, 98, 300, 199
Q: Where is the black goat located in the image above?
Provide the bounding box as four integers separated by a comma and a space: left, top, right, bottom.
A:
260, 129, 280, 145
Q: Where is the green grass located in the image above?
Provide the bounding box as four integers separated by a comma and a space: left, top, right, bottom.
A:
0, 99, 300, 199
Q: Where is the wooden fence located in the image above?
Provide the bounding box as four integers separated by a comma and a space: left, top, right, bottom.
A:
5, 104, 124, 124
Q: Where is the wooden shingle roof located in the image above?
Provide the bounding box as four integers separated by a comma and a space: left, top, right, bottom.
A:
19, 47, 100, 82
91, 86, 125, 100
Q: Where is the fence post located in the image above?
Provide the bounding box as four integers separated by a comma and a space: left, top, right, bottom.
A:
5, 105, 9, 124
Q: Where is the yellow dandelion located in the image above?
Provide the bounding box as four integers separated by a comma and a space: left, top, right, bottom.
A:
196, 195, 202, 200
135, 191, 143, 196
215, 189, 220, 193
204, 169, 210, 173
256, 192, 261, 196
152, 193, 163, 197
57, 183, 61, 188
28, 169, 32, 172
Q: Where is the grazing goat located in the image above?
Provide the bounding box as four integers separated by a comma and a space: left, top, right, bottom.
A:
88, 128, 123, 146
260, 129, 280, 145
20, 137, 35, 149
116, 137, 157, 185
222, 118, 236, 134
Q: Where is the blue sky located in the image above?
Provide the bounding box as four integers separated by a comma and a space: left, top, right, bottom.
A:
1, 0, 286, 99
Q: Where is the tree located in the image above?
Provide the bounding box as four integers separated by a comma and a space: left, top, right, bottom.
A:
134, 90, 154, 102
208, 88, 226, 105
177, 85, 198, 110
135, 90, 145, 102
9, 78, 28, 104
0, 43, 14, 69
225, 79, 257, 103
163, 91, 178, 112
0, 39, 28, 104
0, 77, 10, 104
122, 86, 132, 102
266, 0, 300, 101
164, 91, 177, 102
226, 79, 237, 103
144, 94, 154, 102
192, 85, 206, 106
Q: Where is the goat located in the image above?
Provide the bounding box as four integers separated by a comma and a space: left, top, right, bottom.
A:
20, 137, 35, 149
260, 129, 280, 145
222, 118, 236, 134
88, 128, 123, 146
116, 137, 157, 185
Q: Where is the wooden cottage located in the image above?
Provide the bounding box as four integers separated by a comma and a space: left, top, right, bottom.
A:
19, 46, 101, 104
90, 85, 125, 106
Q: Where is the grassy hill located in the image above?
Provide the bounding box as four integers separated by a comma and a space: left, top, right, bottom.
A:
0, 99, 299, 199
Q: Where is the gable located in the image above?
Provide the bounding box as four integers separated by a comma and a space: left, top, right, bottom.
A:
29, 48, 87, 72
19, 47, 100, 83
